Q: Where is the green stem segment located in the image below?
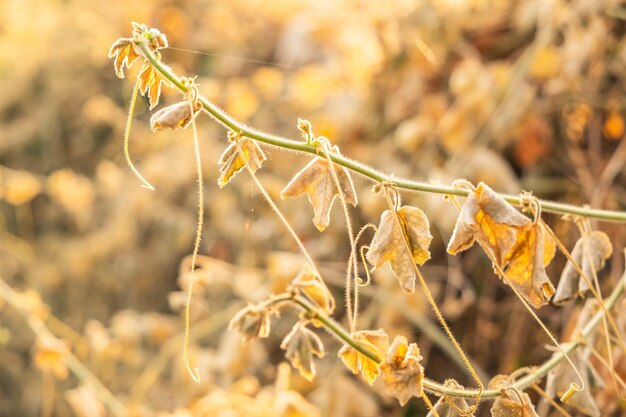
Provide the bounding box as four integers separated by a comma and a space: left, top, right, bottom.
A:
292, 276, 625, 399
138, 42, 626, 223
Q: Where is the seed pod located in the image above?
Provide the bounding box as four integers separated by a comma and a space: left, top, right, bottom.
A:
150, 101, 200, 131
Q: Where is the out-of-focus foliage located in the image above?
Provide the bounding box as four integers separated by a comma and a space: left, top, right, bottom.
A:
1, 0, 626, 416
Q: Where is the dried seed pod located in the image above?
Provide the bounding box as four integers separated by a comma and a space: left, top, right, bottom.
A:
150, 101, 201, 131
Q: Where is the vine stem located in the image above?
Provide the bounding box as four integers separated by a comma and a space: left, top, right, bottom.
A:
136, 42, 626, 223
291, 269, 626, 399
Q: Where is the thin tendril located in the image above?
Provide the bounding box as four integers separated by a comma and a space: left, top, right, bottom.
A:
183, 93, 203, 383
421, 393, 441, 417
123, 77, 155, 191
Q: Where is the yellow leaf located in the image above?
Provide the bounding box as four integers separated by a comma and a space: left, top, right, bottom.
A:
280, 150, 357, 232
366, 206, 432, 293
218, 138, 267, 188
554, 231, 613, 305
137, 64, 172, 110
380, 336, 424, 406
502, 222, 556, 308
280, 323, 325, 382
338, 329, 388, 385
290, 264, 335, 315
448, 183, 531, 265
107, 38, 140, 79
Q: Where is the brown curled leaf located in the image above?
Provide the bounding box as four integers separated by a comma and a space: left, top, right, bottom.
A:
553, 231, 613, 305
218, 137, 267, 188
488, 375, 540, 417
366, 205, 432, 293
150, 101, 201, 131
338, 329, 388, 385
280, 149, 357, 232
137, 63, 173, 110
228, 303, 274, 342
280, 322, 325, 381
501, 222, 556, 308
380, 335, 424, 406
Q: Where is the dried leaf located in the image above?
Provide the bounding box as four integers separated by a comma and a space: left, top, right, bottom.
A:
491, 391, 540, 417
447, 183, 555, 308
218, 137, 267, 188
426, 380, 475, 417
229, 304, 273, 341
554, 231, 613, 305
107, 38, 140, 79
448, 183, 531, 265
150, 101, 201, 131
280, 151, 357, 232
338, 329, 388, 385
280, 323, 325, 381
545, 348, 602, 417
290, 264, 335, 315
137, 63, 172, 110
366, 206, 432, 293
501, 222, 556, 308
380, 335, 424, 405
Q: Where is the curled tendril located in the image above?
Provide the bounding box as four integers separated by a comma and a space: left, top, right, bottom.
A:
451, 179, 476, 193
519, 191, 542, 225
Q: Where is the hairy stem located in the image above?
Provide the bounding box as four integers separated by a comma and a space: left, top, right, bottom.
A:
137, 42, 626, 223
291, 273, 626, 399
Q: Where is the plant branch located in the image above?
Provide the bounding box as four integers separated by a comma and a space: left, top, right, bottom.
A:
292, 273, 625, 399
137, 42, 626, 223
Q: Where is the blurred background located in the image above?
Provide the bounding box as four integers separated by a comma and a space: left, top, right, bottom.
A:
1, 0, 625, 416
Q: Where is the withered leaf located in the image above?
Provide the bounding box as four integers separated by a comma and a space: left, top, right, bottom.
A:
501, 222, 556, 308
554, 231, 613, 305
448, 183, 555, 308
280, 152, 357, 232
290, 264, 335, 315
545, 348, 602, 417
448, 182, 531, 265
366, 206, 432, 293
108, 38, 141, 79
280, 323, 325, 381
229, 304, 273, 341
491, 391, 540, 417
137, 63, 172, 110
426, 380, 475, 417
338, 329, 388, 385
380, 335, 424, 406
150, 101, 201, 131
488, 375, 540, 417
218, 138, 267, 188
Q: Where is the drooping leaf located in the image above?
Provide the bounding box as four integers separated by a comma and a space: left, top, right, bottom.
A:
108, 38, 140, 79
447, 183, 555, 308
280, 150, 357, 232
280, 323, 325, 381
338, 329, 388, 385
150, 101, 201, 131
218, 137, 267, 188
448, 182, 531, 265
290, 264, 335, 315
229, 304, 274, 341
366, 206, 432, 293
488, 375, 540, 417
501, 222, 556, 308
545, 348, 603, 417
137, 63, 172, 110
380, 335, 424, 406
554, 231, 613, 305
426, 380, 475, 417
